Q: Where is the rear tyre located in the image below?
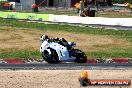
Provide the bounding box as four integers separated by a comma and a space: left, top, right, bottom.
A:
42, 48, 59, 63
74, 49, 87, 63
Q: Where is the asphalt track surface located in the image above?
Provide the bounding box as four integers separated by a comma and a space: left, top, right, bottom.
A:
0, 63, 132, 70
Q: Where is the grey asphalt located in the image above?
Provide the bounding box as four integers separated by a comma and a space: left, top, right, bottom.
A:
0, 63, 132, 70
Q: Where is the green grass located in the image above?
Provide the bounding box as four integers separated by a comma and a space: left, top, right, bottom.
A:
0, 18, 132, 42
0, 48, 131, 59
97, 11, 132, 18
0, 49, 41, 59
0, 18, 132, 59
87, 48, 132, 58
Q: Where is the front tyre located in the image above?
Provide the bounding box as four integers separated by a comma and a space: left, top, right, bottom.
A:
74, 49, 87, 63
42, 48, 59, 63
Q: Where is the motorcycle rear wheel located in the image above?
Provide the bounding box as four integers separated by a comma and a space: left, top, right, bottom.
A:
42, 48, 59, 63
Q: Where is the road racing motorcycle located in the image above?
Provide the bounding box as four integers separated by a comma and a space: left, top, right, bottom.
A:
40, 35, 87, 63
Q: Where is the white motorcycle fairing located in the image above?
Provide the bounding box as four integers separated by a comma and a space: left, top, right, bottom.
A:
40, 35, 87, 63
40, 41, 72, 61
47, 42, 70, 61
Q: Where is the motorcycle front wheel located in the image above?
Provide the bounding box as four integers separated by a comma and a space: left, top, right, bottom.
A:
42, 48, 59, 63
73, 49, 87, 63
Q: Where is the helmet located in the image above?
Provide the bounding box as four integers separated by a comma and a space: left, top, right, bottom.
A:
59, 38, 66, 41
40, 35, 49, 41
69, 42, 76, 47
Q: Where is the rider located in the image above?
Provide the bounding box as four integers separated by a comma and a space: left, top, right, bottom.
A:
40, 35, 49, 42
40, 35, 73, 50
58, 38, 71, 50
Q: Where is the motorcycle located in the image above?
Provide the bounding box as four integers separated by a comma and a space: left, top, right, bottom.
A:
40, 35, 87, 63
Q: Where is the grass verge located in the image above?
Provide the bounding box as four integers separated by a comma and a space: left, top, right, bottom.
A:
0, 48, 132, 59
0, 18, 132, 42
0, 18, 132, 59
0, 49, 40, 59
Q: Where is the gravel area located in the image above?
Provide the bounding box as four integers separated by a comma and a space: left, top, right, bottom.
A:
0, 70, 131, 88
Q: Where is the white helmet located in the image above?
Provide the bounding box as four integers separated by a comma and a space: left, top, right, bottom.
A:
69, 42, 76, 47
40, 35, 49, 41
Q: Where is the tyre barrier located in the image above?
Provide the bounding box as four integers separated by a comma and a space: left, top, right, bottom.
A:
0, 58, 132, 64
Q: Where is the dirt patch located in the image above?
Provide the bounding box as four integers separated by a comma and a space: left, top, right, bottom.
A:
0, 26, 131, 51
0, 70, 131, 88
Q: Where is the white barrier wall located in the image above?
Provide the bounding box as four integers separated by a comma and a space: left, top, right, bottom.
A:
0, 11, 132, 27
49, 14, 132, 27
